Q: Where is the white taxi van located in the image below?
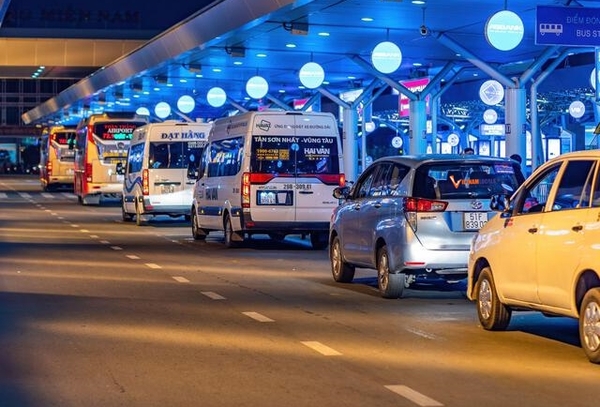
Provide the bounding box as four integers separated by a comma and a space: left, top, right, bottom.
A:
191, 110, 344, 249
467, 150, 600, 363
122, 120, 211, 225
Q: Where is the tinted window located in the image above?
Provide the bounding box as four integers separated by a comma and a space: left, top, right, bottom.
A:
551, 159, 596, 210
148, 141, 206, 170
514, 163, 561, 214
249, 135, 339, 175
207, 137, 244, 177
414, 161, 522, 200
127, 143, 145, 174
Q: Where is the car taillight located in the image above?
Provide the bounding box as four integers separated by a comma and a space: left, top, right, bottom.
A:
86, 163, 92, 182
242, 172, 251, 208
403, 197, 448, 232
142, 169, 149, 195
403, 197, 447, 212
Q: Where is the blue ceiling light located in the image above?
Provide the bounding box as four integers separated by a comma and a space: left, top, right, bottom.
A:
246, 76, 269, 99
154, 102, 171, 119
361, 17, 374, 22
318, 32, 330, 37
485, 10, 524, 51
299, 62, 325, 89
177, 95, 195, 113
206, 87, 227, 108
371, 41, 402, 74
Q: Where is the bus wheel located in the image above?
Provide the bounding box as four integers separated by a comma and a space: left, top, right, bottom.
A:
191, 208, 207, 241
223, 214, 240, 248
135, 202, 145, 226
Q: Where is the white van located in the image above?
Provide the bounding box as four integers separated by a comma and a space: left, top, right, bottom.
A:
191, 111, 344, 249
122, 120, 211, 225
39, 125, 76, 191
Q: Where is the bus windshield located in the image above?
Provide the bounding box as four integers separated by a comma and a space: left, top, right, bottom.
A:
250, 135, 339, 175
148, 140, 206, 169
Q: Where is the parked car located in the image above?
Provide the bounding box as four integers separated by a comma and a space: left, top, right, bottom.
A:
329, 154, 524, 298
467, 150, 600, 363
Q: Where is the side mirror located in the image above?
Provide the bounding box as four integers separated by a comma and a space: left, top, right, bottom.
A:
490, 193, 510, 212
115, 162, 125, 175
333, 186, 350, 200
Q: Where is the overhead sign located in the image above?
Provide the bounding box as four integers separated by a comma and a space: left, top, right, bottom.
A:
479, 80, 504, 105
398, 77, 430, 117
536, 5, 600, 46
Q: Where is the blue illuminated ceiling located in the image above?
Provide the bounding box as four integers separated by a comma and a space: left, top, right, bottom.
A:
17, 0, 600, 126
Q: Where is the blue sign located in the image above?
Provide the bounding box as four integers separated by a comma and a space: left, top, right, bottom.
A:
536, 5, 600, 46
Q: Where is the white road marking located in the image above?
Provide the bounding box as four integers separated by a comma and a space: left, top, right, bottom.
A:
385, 385, 443, 406
44, 209, 51, 212
80, 229, 90, 233
301, 341, 341, 356
62, 193, 76, 199
145, 263, 162, 269
126, 255, 140, 260
201, 291, 226, 300
58, 217, 64, 220
89, 235, 99, 239
110, 246, 123, 251
50, 212, 58, 216
0, 193, 7, 199
99, 240, 110, 244
41, 193, 53, 199
406, 327, 437, 340
70, 224, 79, 228
243, 311, 274, 322
172, 276, 189, 283
19, 193, 31, 198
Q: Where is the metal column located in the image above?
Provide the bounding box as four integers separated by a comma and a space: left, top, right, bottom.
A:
408, 100, 428, 155
504, 88, 526, 160
342, 107, 359, 183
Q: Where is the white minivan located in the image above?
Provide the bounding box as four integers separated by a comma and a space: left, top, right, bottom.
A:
122, 120, 212, 225
191, 110, 345, 249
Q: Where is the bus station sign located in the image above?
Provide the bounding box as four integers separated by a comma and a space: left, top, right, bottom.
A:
536, 5, 600, 46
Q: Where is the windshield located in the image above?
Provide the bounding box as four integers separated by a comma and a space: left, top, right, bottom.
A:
148, 140, 206, 169
414, 161, 522, 199
250, 135, 339, 175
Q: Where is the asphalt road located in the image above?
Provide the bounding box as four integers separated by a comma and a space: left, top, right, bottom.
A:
0, 175, 599, 407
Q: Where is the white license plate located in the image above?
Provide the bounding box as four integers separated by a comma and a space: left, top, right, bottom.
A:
116, 174, 124, 182
463, 212, 487, 230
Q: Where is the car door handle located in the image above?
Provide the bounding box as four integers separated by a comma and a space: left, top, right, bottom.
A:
299, 191, 314, 194
528, 227, 538, 234
572, 224, 583, 232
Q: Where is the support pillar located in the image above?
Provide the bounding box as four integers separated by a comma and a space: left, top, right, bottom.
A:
342, 107, 359, 183
504, 87, 527, 160
362, 102, 372, 173
408, 100, 427, 155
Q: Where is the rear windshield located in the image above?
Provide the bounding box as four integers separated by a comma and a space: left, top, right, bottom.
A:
149, 140, 206, 169
414, 161, 523, 200
250, 135, 339, 175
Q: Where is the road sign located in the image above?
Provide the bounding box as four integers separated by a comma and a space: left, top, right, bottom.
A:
536, 5, 600, 46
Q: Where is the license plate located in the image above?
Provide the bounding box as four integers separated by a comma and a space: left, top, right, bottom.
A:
161, 185, 175, 194
463, 212, 487, 230
116, 174, 124, 182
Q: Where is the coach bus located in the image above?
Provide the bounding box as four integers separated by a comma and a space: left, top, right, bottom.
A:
39, 125, 76, 191
74, 112, 149, 205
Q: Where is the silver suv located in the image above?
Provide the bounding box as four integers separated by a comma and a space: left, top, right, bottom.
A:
329, 154, 524, 298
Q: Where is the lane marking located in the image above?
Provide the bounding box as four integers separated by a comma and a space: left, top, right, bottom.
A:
301, 341, 341, 356
145, 263, 162, 269
70, 224, 79, 228
50, 212, 58, 216
406, 328, 437, 340
126, 255, 140, 260
80, 229, 90, 233
172, 276, 189, 283
99, 240, 110, 244
0, 192, 7, 199
110, 246, 123, 251
243, 311, 274, 322
44, 209, 51, 213
385, 385, 443, 406
62, 193, 75, 199
201, 291, 226, 300
89, 235, 99, 239
19, 193, 31, 198
41, 193, 53, 199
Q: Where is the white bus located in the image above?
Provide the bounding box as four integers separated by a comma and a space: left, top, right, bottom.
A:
39, 125, 76, 191
74, 112, 148, 205
191, 111, 344, 249
122, 120, 211, 225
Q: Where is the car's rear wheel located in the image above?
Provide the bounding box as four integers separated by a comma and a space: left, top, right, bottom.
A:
579, 288, 600, 363
330, 235, 355, 283
191, 208, 207, 241
476, 267, 511, 330
135, 201, 145, 226
377, 245, 404, 299
122, 203, 133, 222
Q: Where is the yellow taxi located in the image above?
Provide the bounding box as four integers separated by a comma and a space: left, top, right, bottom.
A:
467, 150, 600, 363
